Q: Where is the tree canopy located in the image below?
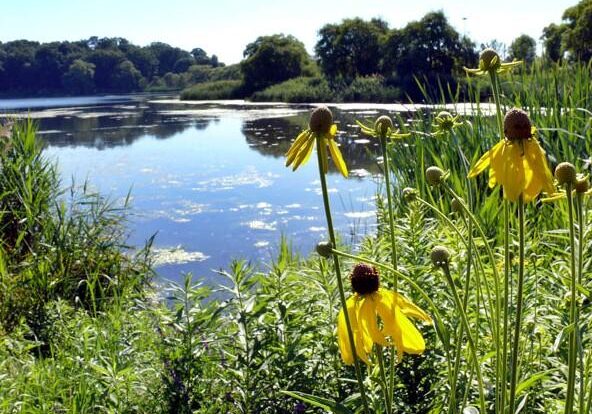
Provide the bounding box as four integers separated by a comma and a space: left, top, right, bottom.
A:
0, 37, 222, 95
241, 34, 315, 92
509, 34, 537, 65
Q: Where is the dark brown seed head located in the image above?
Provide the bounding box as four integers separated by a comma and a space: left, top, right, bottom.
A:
504, 108, 532, 140
350, 263, 380, 295
309, 106, 333, 135
374, 115, 394, 136
430, 246, 451, 268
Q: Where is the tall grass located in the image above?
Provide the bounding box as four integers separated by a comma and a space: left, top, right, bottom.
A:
1, 60, 592, 413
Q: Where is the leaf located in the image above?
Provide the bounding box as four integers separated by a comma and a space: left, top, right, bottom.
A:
281, 391, 353, 414
516, 370, 554, 396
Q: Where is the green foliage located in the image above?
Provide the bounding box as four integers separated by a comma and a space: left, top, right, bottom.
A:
561, 0, 592, 61
315, 18, 388, 81
251, 76, 332, 102
340, 75, 399, 103
180, 80, 244, 100
241, 34, 316, 93
0, 37, 221, 95
509, 34, 537, 65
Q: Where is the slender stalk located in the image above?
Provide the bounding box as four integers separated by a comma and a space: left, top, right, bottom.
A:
508, 196, 525, 413
500, 201, 511, 413
315, 139, 370, 414
441, 263, 487, 414
376, 347, 392, 414
379, 134, 399, 414
577, 193, 585, 414
565, 183, 577, 414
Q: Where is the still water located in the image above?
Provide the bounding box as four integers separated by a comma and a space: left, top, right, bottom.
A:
0, 95, 408, 285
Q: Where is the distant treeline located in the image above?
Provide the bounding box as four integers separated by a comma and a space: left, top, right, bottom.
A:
0, 37, 238, 96
1, 0, 590, 100
182, 0, 592, 102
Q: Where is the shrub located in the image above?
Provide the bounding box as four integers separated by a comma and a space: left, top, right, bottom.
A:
180, 80, 245, 100
251, 76, 333, 102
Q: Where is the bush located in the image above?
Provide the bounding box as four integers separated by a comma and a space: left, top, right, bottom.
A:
251, 76, 333, 102
180, 80, 245, 100
340, 75, 400, 102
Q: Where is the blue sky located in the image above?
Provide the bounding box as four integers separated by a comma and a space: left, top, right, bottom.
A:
0, 0, 575, 64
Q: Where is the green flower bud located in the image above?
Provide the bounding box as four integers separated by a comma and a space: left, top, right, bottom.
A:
374, 115, 393, 137
479, 48, 501, 72
554, 162, 577, 186
426, 166, 445, 186
315, 241, 333, 258
402, 187, 417, 202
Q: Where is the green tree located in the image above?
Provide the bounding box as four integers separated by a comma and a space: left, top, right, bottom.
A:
315, 18, 388, 80
86, 49, 125, 90
561, 0, 592, 61
110, 60, 144, 91
509, 34, 537, 65
382, 11, 476, 98
241, 34, 314, 92
541, 23, 566, 62
62, 59, 95, 94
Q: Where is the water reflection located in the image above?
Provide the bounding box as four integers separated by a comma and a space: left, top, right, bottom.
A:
1, 95, 386, 285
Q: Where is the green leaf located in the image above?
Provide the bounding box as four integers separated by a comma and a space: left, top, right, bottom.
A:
281, 391, 353, 414
516, 370, 554, 396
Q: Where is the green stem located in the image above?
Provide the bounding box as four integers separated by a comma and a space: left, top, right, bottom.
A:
315, 139, 370, 414
441, 263, 487, 414
508, 196, 525, 413
577, 194, 585, 414
501, 201, 511, 413
379, 135, 399, 412
377, 347, 392, 414
565, 184, 577, 414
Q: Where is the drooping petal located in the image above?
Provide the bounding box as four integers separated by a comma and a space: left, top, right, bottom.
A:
286, 130, 310, 159
500, 141, 525, 202
328, 138, 348, 177
290, 134, 316, 171
329, 124, 338, 138
488, 140, 506, 188
394, 291, 432, 324
526, 139, 555, 196
337, 296, 357, 365
468, 140, 504, 178
360, 293, 388, 346
356, 120, 376, 137
285, 131, 313, 167
394, 306, 426, 355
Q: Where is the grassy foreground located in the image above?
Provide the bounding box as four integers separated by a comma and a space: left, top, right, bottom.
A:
1, 59, 592, 413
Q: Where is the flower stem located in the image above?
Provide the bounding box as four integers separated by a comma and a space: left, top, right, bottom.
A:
565, 183, 577, 414
315, 139, 370, 414
376, 347, 392, 414
379, 135, 399, 413
500, 201, 511, 414
508, 196, 525, 414
577, 193, 585, 414
441, 263, 487, 414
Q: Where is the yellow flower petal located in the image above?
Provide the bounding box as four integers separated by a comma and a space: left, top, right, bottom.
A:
468, 140, 504, 178
525, 139, 555, 196
319, 138, 329, 174
329, 124, 337, 137
285, 131, 313, 167
395, 306, 426, 354
337, 296, 357, 365
328, 138, 348, 177
394, 292, 432, 324
500, 141, 524, 202
360, 293, 388, 346
290, 134, 316, 171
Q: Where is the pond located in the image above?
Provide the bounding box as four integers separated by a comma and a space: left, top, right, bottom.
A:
0, 95, 424, 285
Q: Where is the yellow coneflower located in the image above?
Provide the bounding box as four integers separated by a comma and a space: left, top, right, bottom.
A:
285, 106, 348, 177
431, 111, 464, 137
464, 48, 522, 76
468, 108, 555, 202
337, 263, 432, 364
356, 115, 410, 140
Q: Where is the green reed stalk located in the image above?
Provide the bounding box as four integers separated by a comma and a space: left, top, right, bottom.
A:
379, 134, 399, 414
315, 139, 370, 414
576, 193, 585, 414
489, 69, 509, 414
440, 262, 487, 414
565, 183, 577, 414
508, 196, 525, 414
376, 347, 392, 414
